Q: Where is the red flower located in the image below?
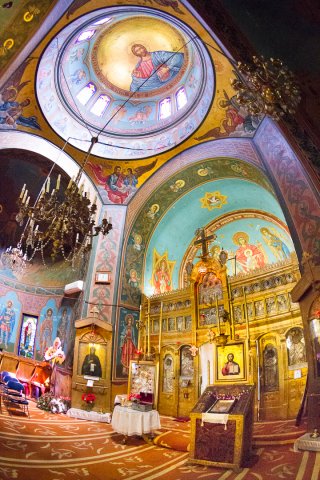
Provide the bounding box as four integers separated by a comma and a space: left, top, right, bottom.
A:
82, 393, 96, 404
129, 393, 141, 401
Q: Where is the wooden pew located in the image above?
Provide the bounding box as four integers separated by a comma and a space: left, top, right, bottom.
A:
0, 352, 51, 398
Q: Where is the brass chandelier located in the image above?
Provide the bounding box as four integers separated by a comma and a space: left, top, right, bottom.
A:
231, 55, 301, 121
1, 137, 112, 271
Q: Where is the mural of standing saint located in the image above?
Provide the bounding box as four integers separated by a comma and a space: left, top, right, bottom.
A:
57, 307, 70, 351
153, 259, 171, 294
120, 314, 137, 375
0, 300, 15, 348
130, 44, 184, 92
39, 308, 54, 357
260, 227, 290, 261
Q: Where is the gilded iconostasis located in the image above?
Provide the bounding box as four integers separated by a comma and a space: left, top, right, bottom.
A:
0, 0, 320, 389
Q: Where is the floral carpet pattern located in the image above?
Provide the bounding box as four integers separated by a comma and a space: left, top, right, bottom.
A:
0, 402, 319, 480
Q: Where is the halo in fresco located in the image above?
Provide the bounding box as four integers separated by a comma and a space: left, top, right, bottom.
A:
93, 16, 187, 95
36, 7, 214, 160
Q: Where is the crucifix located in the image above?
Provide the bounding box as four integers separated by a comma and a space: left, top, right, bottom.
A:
194, 228, 217, 259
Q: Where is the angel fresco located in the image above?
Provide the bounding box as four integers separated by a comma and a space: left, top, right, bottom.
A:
260, 227, 290, 261
89, 161, 157, 204
195, 90, 260, 141
0, 58, 41, 131
153, 259, 171, 294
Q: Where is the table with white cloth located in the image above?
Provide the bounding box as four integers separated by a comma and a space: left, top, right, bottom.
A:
294, 433, 320, 452
111, 405, 161, 443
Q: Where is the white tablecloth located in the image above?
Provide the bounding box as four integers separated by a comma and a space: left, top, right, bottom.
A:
201, 413, 229, 429
67, 408, 111, 423
294, 433, 320, 452
111, 405, 161, 436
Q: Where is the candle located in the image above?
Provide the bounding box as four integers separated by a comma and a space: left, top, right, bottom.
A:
76, 233, 79, 243
67, 177, 73, 189
147, 298, 151, 356
46, 177, 50, 193
22, 190, 28, 204
158, 301, 163, 354
19, 184, 26, 198
216, 295, 220, 335
138, 306, 142, 351
56, 174, 61, 190
25, 196, 30, 206
51, 188, 55, 196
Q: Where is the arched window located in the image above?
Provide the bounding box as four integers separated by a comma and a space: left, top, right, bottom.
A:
90, 94, 110, 116
76, 82, 96, 105
92, 17, 112, 26
76, 30, 96, 43
159, 97, 172, 120
176, 87, 187, 110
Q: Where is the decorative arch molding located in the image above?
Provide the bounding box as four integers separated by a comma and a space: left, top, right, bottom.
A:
254, 118, 320, 261
0, 131, 99, 203
125, 136, 262, 232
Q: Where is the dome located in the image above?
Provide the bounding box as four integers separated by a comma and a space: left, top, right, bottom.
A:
36, 7, 214, 159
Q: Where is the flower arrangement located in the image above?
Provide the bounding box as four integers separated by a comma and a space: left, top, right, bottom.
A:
82, 392, 96, 410
128, 393, 141, 403
37, 392, 70, 413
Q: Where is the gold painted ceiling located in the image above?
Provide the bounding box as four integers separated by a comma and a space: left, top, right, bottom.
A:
0, 0, 264, 204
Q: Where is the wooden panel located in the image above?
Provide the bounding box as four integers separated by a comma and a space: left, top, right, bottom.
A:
0, 353, 19, 374
16, 362, 36, 383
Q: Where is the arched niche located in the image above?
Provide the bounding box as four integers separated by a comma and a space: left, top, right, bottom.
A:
71, 315, 112, 413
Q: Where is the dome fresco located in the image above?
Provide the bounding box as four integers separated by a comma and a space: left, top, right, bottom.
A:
36, 7, 214, 159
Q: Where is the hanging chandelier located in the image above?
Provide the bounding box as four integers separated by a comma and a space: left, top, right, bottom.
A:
231, 55, 301, 121
1, 137, 112, 271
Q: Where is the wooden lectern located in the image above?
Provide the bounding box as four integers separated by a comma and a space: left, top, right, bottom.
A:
189, 384, 255, 472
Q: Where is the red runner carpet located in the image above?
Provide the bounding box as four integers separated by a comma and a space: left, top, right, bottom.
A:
0, 402, 318, 480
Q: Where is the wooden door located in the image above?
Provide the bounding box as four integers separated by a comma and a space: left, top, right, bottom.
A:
177, 345, 196, 418
285, 327, 308, 418
258, 333, 284, 420
158, 347, 179, 416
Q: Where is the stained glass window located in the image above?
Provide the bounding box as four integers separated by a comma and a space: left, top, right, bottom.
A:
76, 30, 96, 43
90, 94, 110, 116
18, 314, 38, 359
159, 97, 172, 120
176, 87, 187, 110
76, 82, 96, 105
92, 17, 112, 26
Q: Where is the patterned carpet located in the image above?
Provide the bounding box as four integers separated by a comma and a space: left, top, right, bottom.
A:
0, 401, 319, 480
